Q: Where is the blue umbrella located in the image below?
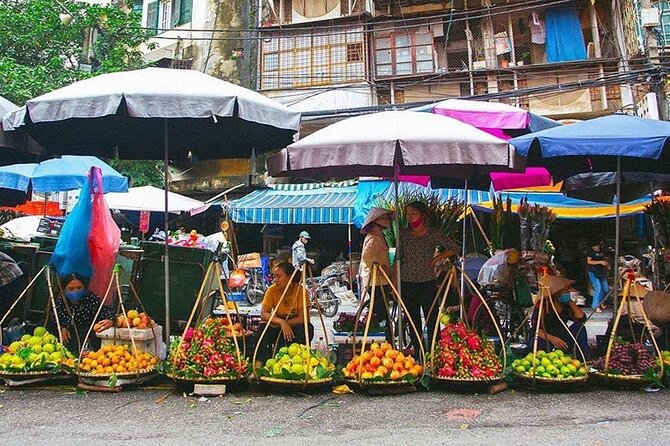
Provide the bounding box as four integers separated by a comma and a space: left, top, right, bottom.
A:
510, 114, 670, 305
0, 155, 128, 194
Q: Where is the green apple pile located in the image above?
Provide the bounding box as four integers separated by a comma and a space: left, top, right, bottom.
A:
0, 327, 76, 372
512, 350, 587, 380
261, 343, 335, 381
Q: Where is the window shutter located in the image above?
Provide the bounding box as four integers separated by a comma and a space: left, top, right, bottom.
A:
179, 0, 193, 25
147, 1, 159, 35
132, 0, 143, 14
171, 0, 181, 27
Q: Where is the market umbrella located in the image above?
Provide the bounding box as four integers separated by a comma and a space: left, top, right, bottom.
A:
510, 114, 670, 305
105, 185, 204, 214
268, 110, 520, 306
0, 155, 128, 194
3, 67, 301, 340
413, 98, 561, 191
0, 96, 44, 165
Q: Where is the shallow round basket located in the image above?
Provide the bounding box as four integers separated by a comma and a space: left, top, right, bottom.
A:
0, 369, 65, 386
590, 370, 656, 388
341, 377, 417, 394
512, 371, 588, 390
164, 371, 246, 385
430, 374, 503, 391
257, 376, 333, 393
78, 369, 157, 387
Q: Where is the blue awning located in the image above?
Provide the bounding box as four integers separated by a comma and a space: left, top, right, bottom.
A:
229, 181, 357, 224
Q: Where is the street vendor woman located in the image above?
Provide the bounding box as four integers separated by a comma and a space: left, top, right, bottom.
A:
359, 207, 395, 340
399, 201, 459, 358
50, 273, 115, 353
532, 275, 589, 358
256, 263, 314, 362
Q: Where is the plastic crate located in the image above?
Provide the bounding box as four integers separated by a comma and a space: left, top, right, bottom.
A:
227, 292, 246, 302
96, 325, 163, 357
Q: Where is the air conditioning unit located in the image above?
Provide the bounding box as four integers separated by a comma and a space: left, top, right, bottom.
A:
641, 7, 660, 28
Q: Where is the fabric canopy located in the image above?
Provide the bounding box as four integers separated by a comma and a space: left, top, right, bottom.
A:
475, 192, 651, 220
510, 115, 670, 180
0, 155, 128, 193
229, 182, 357, 225
3, 68, 301, 160
269, 111, 518, 183
104, 186, 203, 214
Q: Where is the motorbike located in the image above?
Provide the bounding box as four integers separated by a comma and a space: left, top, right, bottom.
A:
618, 254, 654, 293
306, 269, 349, 317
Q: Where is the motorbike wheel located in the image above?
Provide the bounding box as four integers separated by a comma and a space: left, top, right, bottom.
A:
317, 289, 339, 317
245, 272, 266, 305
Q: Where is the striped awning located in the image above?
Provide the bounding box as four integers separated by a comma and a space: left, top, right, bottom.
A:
229, 181, 357, 224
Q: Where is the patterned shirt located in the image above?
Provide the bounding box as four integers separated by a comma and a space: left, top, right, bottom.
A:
0, 252, 23, 287
399, 228, 459, 283
359, 232, 391, 289
292, 240, 308, 270
53, 292, 115, 340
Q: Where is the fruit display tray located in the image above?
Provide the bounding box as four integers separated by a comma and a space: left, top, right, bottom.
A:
78, 369, 157, 387
341, 377, 415, 387
164, 371, 246, 385
512, 371, 588, 387
256, 376, 334, 393
0, 370, 73, 387
590, 370, 656, 387
430, 375, 504, 384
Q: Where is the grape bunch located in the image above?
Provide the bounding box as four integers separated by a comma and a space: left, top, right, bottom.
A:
593, 343, 656, 375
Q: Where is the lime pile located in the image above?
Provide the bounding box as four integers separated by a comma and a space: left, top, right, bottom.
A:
0, 327, 75, 372
261, 343, 334, 381
512, 350, 587, 379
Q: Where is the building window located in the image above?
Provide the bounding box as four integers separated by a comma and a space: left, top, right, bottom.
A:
147, 1, 159, 34
374, 25, 435, 77
656, 1, 670, 46
260, 27, 366, 90
160, 0, 172, 31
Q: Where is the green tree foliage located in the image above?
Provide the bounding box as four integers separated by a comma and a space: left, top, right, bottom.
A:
0, 0, 155, 105
109, 156, 164, 187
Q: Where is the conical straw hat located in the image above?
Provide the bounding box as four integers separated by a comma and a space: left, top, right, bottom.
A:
643, 291, 670, 323
361, 207, 395, 234
539, 275, 575, 297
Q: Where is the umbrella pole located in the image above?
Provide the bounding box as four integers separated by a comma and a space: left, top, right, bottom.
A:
163, 120, 171, 344
613, 156, 621, 310
348, 223, 353, 293
460, 180, 468, 319
393, 174, 403, 346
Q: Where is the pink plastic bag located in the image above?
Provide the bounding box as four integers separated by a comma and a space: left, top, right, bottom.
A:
87, 167, 121, 304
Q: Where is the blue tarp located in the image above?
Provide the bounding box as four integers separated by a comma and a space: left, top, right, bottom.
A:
546, 7, 587, 63
229, 182, 357, 225
0, 155, 128, 193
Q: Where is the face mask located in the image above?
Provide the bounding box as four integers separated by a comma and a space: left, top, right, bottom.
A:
409, 216, 426, 229
65, 289, 86, 303
559, 293, 571, 304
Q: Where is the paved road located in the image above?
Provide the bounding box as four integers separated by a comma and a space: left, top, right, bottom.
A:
0, 382, 668, 445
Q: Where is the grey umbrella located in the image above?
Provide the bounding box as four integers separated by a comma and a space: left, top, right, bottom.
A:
0, 96, 44, 165
3, 68, 301, 340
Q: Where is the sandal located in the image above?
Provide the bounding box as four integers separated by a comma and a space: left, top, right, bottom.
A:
594, 307, 602, 313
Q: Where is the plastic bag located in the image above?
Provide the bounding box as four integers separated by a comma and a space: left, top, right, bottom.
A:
87, 167, 121, 302
50, 177, 93, 278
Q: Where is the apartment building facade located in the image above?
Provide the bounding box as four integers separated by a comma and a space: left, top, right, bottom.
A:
256, 0, 663, 121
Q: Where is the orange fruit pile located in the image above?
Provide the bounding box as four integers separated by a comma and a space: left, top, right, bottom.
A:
80, 344, 158, 375
343, 342, 423, 380
115, 310, 153, 330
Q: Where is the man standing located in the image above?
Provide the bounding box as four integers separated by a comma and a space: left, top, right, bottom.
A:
292, 231, 315, 271
0, 252, 25, 324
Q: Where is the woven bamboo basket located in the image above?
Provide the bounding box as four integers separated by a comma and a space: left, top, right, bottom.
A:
78, 368, 157, 386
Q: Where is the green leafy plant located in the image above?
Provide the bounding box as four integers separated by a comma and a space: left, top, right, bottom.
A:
376, 190, 464, 248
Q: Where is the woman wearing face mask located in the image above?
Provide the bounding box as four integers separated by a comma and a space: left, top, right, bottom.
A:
51, 273, 115, 353
532, 275, 588, 358
399, 201, 459, 358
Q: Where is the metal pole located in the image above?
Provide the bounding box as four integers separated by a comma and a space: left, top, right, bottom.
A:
460, 180, 468, 318
163, 120, 171, 343
394, 173, 403, 343
348, 223, 353, 291
613, 156, 621, 310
